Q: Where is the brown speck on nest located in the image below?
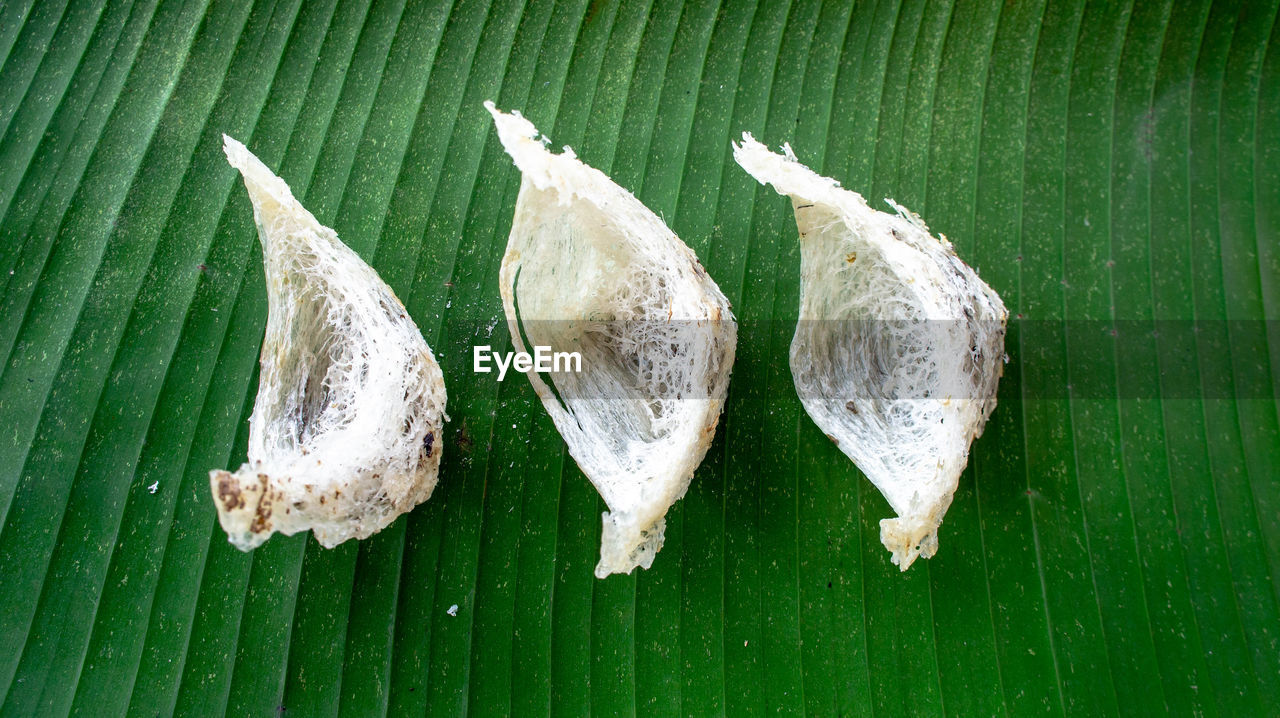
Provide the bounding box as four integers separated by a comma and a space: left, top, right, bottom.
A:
215, 473, 245, 510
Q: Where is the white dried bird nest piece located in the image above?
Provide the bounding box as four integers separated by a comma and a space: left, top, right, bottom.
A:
487, 103, 737, 578
210, 136, 447, 551
734, 135, 1007, 571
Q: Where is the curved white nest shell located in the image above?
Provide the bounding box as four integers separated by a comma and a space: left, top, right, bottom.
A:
210, 136, 447, 551
734, 134, 1007, 571
487, 103, 737, 578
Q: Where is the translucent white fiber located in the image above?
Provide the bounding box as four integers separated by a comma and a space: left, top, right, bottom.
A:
487, 103, 737, 578
210, 136, 447, 551
734, 135, 1007, 570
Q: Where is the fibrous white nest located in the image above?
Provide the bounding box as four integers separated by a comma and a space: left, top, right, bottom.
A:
210, 136, 447, 551
487, 103, 737, 578
734, 135, 1007, 571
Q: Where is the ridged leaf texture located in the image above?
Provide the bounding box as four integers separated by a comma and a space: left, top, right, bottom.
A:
0, 0, 1277, 715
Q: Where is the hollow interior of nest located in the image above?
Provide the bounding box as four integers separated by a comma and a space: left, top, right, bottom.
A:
507, 184, 732, 577
218, 224, 442, 548
792, 203, 970, 507
512, 191, 720, 497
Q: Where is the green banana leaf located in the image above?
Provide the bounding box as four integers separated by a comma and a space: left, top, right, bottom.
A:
1, 0, 1277, 715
